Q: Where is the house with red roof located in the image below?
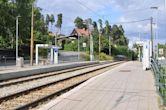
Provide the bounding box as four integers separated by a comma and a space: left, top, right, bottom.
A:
70, 28, 90, 38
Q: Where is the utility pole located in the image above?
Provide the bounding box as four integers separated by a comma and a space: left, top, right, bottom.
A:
99, 31, 101, 60
78, 35, 80, 60
30, 3, 34, 66
150, 17, 154, 58
109, 35, 111, 56
90, 33, 94, 61
150, 7, 158, 59
16, 17, 18, 61
16, 16, 21, 66
85, 19, 94, 61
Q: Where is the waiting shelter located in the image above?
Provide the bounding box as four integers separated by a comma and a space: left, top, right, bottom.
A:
136, 40, 152, 70
35, 44, 60, 65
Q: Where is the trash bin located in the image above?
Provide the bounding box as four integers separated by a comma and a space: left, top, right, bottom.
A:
16, 57, 24, 67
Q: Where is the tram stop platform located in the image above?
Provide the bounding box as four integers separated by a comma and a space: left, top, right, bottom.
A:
0, 61, 99, 81
39, 61, 160, 110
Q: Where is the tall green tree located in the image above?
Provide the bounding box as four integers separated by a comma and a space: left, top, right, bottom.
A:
56, 13, 63, 34
0, 0, 50, 51
49, 14, 55, 30
46, 14, 50, 28
92, 21, 98, 32
74, 17, 86, 29
92, 21, 99, 53
111, 24, 128, 46
105, 20, 110, 35
98, 19, 103, 31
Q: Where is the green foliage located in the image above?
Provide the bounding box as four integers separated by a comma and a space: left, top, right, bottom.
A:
64, 17, 130, 60
112, 45, 137, 60
0, 36, 11, 48
56, 13, 62, 29
38, 48, 48, 58
80, 52, 90, 61
55, 13, 63, 34
93, 21, 98, 32
112, 45, 129, 56
50, 14, 55, 25
99, 53, 113, 61
74, 17, 87, 29
64, 40, 78, 51
98, 19, 103, 30
46, 14, 50, 26
105, 20, 110, 35
0, 0, 50, 49
111, 25, 128, 46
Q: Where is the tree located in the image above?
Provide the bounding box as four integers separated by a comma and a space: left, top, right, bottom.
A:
86, 18, 92, 25
74, 17, 86, 29
105, 20, 110, 35
119, 25, 124, 34
98, 19, 103, 31
49, 14, 55, 30
46, 14, 50, 27
92, 21, 99, 53
56, 13, 63, 34
92, 21, 98, 32
0, 0, 50, 57
111, 24, 128, 46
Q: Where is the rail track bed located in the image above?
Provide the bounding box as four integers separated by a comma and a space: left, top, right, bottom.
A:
0, 63, 102, 88
0, 61, 123, 110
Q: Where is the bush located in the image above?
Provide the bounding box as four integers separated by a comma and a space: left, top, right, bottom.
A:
99, 53, 113, 61
112, 45, 137, 60
80, 52, 90, 61
64, 40, 78, 51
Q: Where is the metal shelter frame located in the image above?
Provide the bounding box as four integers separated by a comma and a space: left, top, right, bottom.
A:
35, 44, 60, 65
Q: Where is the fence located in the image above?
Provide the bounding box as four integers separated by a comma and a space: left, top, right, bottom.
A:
151, 58, 166, 105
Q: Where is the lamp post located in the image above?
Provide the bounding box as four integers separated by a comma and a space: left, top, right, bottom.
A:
89, 25, 94, 61
16, 15, 21, 65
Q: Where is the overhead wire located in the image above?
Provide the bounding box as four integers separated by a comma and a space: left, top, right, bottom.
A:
109, 18, 150, 25
76, 0, 105, 20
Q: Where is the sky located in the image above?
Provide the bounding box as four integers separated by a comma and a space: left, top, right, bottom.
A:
37, 0, 166, 46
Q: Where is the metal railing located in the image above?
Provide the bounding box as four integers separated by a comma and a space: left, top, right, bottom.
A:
151, 58, 166, 105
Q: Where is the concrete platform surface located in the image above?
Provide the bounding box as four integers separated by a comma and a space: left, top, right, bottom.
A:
39, 61, 160, 110
0, 61, 98, 81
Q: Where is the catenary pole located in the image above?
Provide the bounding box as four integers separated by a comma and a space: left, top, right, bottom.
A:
30, 3, 34, 66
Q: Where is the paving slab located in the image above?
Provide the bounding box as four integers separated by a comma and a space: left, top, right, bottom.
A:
39, 61, 160, 110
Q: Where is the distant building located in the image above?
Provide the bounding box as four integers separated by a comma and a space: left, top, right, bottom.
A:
70, 28, 90, 38
55, 28, 91, 49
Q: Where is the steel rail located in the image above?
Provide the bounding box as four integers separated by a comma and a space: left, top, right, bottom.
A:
0, 61, 123, 110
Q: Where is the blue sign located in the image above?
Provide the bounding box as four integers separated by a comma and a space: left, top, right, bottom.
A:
54, 48, 58, 52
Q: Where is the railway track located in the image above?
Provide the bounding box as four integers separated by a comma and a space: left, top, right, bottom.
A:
0, 62, 103, 88
0, 61, 123, 110
0, 63, 107, 98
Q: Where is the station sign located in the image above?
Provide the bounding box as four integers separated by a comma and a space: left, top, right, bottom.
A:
83, 43, 86, 48
159, 48, 164, 55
